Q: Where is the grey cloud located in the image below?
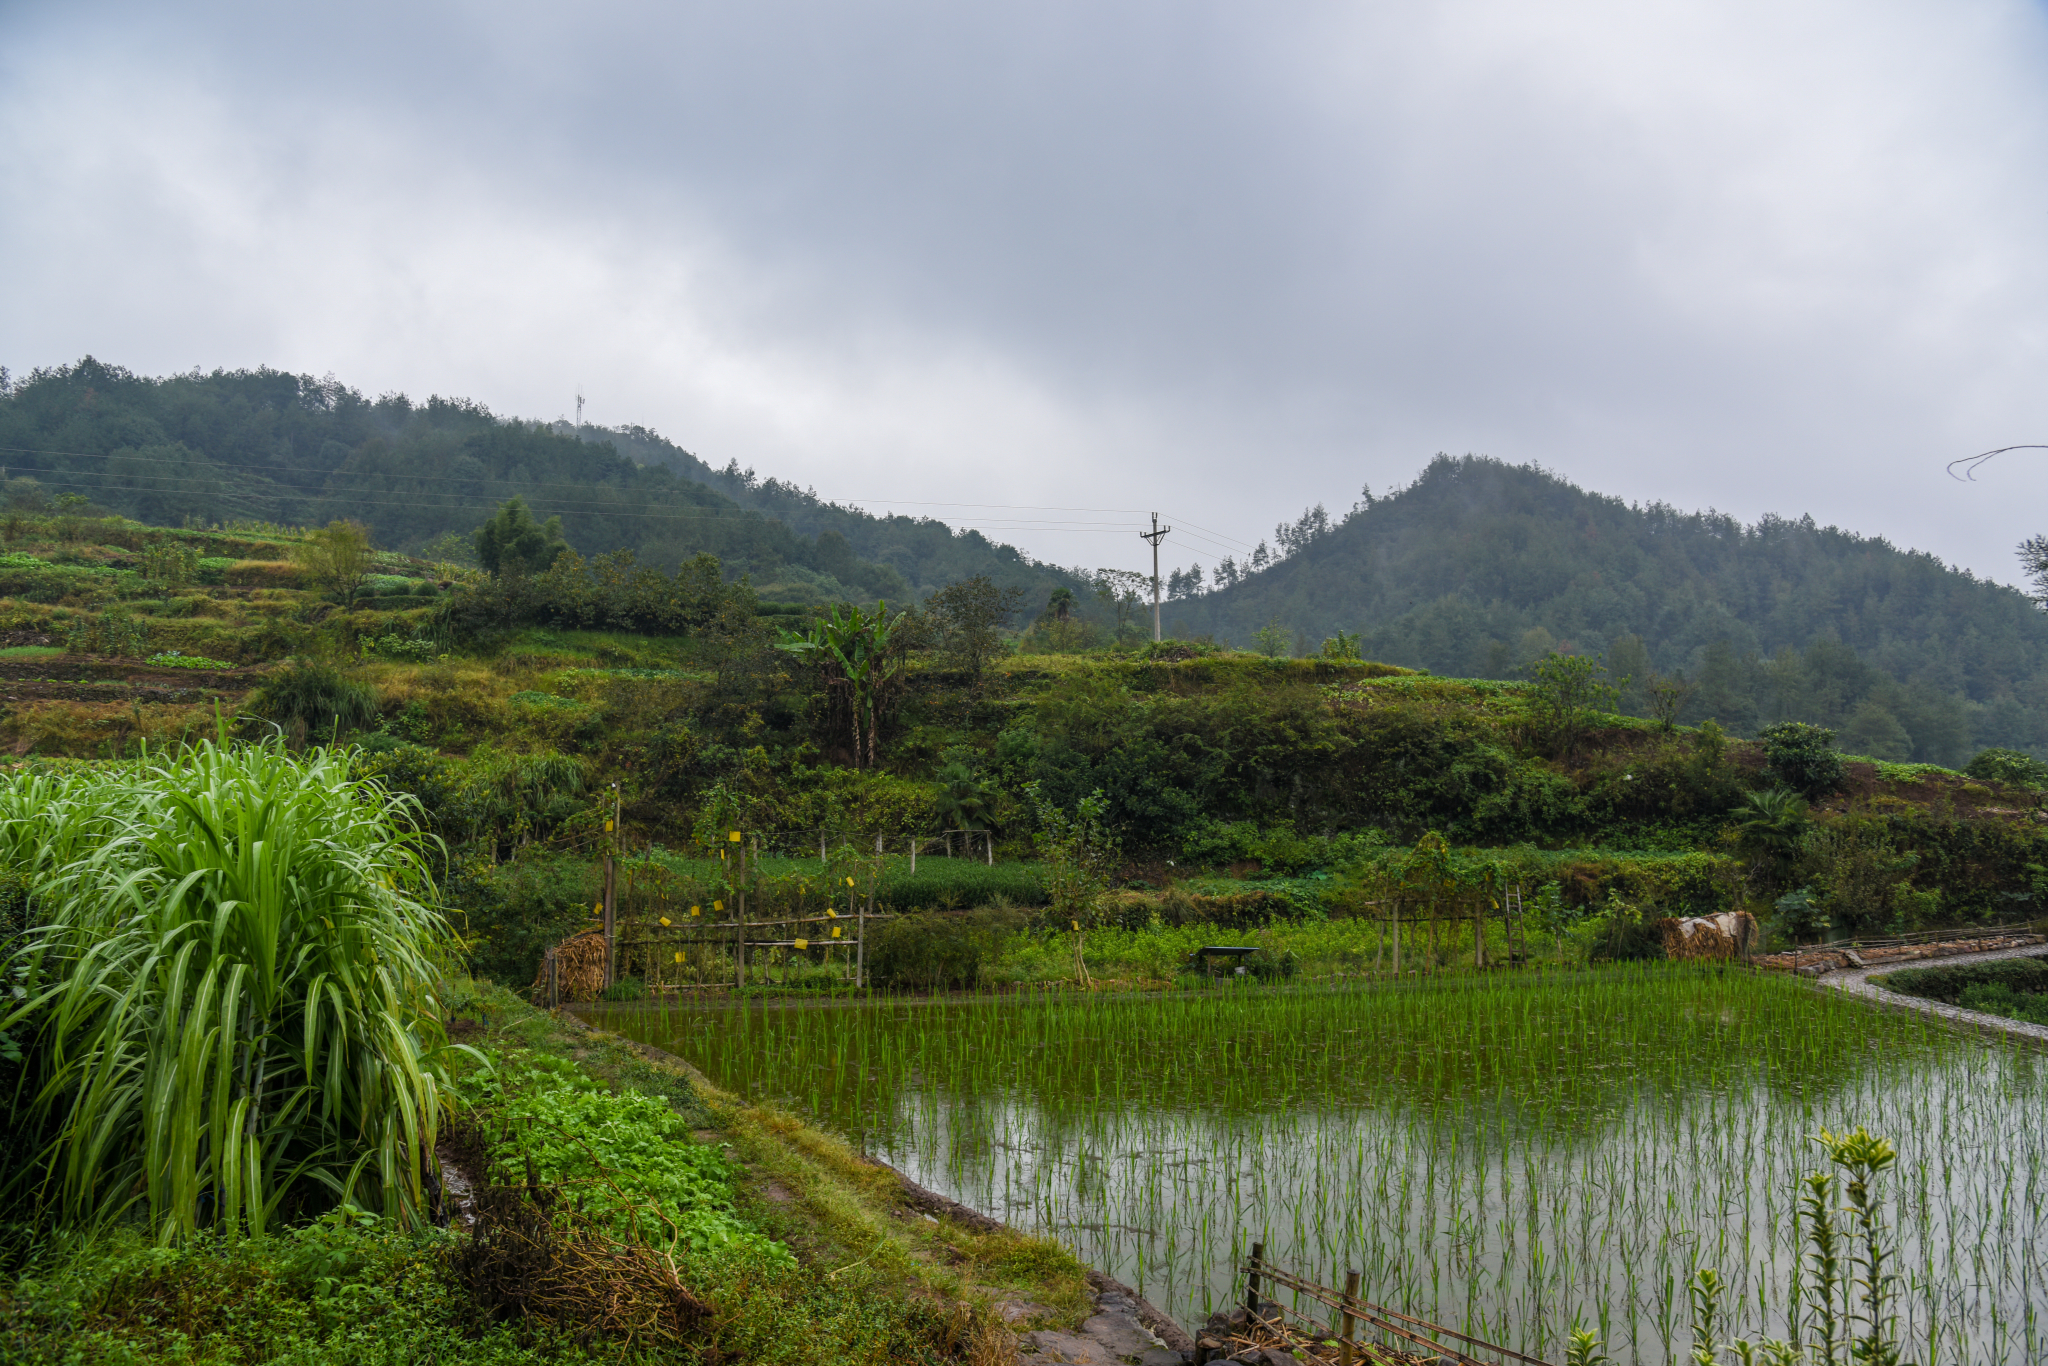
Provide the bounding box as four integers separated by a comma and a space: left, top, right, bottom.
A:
5, 1, 2048, 580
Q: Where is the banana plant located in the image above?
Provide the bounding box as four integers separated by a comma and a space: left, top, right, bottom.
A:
777, 601, 913, 768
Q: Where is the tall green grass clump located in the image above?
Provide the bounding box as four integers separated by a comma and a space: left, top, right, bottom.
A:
0, 739, 457, 1241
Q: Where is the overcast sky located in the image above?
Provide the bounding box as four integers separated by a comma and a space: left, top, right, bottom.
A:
5, 1, 2048, 583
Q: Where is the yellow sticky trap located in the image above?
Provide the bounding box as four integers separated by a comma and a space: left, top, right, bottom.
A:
831, 926, 841, 939
794, 938, 808, 950
1071, 920, 1080, 932
825, 909, 836, 918
606, 820, 614, 832
729, 830, 741, 842
690, 905, 700, 917
673, 951, 684, 963
845, 876, 855, 887
659, 916, 671, 927
713, 900, 724, 912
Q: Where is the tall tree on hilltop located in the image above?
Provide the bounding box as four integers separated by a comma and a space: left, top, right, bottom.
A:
474, 497, 571, 575
925, 575, 1025, 690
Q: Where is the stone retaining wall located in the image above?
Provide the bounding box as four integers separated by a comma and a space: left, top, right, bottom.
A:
1757, 933, 2046, 978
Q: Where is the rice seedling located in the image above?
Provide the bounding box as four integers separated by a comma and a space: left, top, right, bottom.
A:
587, 966, 2048, 1364
0, 738, 458, 1239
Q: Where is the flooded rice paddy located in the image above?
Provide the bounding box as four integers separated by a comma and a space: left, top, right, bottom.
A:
584, 967, 2047, 1363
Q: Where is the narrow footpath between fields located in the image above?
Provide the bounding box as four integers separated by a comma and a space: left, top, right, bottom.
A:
1820, 944, 2048, 1046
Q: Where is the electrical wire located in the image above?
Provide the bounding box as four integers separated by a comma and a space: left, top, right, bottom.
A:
0, 441, 1274, 569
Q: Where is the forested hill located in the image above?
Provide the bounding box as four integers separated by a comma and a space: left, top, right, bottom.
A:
1171, 455, 2048, 764
592, 422, 1066, 600
0, 358, 1074, 606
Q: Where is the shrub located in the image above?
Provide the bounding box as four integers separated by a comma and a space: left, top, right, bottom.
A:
865, 907, 1023, 991
248, 658, 380, 742
1965, 747, 2048, 788
1956, 980, 2048, 1025
1758, 721, 1845, 799
1773, 887, 1829, 942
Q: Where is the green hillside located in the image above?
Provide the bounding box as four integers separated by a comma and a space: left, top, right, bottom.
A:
0, 358, 1075, 607
598, 422, 1075, 601
1169, 455, 2048, 763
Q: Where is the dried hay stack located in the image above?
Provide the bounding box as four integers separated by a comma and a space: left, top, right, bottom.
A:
528, 928, 609, 1003
1658, 911, 1758, 961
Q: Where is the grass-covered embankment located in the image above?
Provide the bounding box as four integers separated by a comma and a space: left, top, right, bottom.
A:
0, 980, 1094, 1363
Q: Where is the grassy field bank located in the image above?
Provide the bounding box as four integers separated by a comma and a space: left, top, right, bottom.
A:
0, 982, 1093, 1364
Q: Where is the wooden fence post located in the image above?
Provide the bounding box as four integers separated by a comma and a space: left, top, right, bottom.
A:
909, 835, 916, 874
1245, 1241, 1265, 1318
598, 786, 614, 987
1338, 1268, 1360, 1366
734, 835, 746, 991
547, 947, 558, 1010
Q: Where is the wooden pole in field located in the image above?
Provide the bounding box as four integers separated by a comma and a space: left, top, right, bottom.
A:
1338, 1268, 1361, 1366
858, 833, 879, 988
602, 782, 619, 987
1245, 1241, 1265, 1317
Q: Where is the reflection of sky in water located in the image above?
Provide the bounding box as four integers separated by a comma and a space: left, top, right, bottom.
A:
588, 988, 2048, 1366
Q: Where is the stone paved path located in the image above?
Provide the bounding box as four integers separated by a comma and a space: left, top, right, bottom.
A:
1018, 1287, 1187, 1365
1819, 944, 2048, 1045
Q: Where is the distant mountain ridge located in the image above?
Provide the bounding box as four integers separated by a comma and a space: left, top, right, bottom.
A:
1168, 455, 2048, 763
0, 358, 1076, 607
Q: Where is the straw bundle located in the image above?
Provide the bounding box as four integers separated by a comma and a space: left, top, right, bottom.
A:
1657, 911, 1758, 961
529, 928, 610, 1003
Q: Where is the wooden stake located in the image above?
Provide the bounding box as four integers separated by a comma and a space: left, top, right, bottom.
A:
1338, 1268, 1361, 1366
602, 782, 619, 988
1246, 1240, 1265, 1317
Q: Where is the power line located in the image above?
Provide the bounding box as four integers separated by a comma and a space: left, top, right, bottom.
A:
1948, 445, 2048, 481
0, 440, 1261, 568
2, 470, 1170, 539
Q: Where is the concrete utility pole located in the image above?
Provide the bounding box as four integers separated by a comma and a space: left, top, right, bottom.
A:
1139, 512, 1172, 642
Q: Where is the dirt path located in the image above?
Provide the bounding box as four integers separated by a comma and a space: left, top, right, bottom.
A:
1819, 944, 2048, 1045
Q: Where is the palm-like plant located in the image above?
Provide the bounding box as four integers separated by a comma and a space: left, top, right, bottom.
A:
932, 763, 997, 834
777, 601, 912, 768
0, 739, 456, 1240
1735, 787, 1810, 893
1736, 787, 1810, 857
